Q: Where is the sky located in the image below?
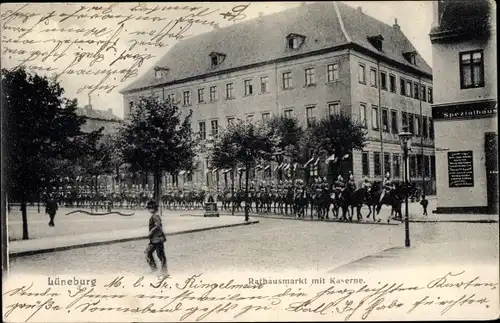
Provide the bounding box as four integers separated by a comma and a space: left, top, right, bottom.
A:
1, 2, 434, 119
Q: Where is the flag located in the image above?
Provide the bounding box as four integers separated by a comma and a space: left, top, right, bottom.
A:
278, 162, 285, 170
283, 163, 290, 170
264, 165, 270, 171
274, 164, 280, 171
237, 167, 246, 172
314, 158, 320, 166
293, 163, 298, 171
255, 164, 263, 171
342, 154, 349, 160
179, 170, 186, 175
212, 168, 218, 174
304, 157, 315, 168
97, 175, 101, 179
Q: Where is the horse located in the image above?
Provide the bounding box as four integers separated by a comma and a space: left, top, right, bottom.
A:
293, 188, 310, 218
338, 187, 366, 222
370, 183, 406, 223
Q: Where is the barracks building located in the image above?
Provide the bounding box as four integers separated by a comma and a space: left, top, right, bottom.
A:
121, 2, 436, 192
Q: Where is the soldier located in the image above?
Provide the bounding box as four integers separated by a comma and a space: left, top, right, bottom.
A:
333, 175, 345, 198
347, 173, 357, 191
321, 176, 329, 191
361, 176, 372, 191
380, 172, 394, 202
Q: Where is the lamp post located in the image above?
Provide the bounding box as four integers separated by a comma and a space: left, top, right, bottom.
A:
398, 126, 412, 247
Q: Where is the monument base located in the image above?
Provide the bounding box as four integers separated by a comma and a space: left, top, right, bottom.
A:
204, 202, 219, 217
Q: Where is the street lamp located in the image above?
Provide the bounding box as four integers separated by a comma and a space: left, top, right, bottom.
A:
398, 126, 412, 247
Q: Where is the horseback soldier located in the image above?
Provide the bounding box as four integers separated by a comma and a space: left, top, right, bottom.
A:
333, 175, 345, 198
362, 176, 372, 191
347, 173, 357, 191
322, 177, 329, 191
380, 172, 394, 202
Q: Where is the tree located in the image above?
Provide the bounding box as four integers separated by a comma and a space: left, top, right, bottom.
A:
211, 120, 274, 221
118, 95, 198, 206
308, 113, 368, 180
265, 115, 304, 180
3, 68, 91, 239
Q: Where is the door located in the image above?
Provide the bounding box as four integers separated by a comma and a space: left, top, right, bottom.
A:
485, 132, 498, 213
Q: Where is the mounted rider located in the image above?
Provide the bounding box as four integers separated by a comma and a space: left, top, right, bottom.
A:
333, 175, 345, 198
346, 173, 357, 191
321, 177, 330, 192
379, 172, 395, 202
361, 176, 372, 191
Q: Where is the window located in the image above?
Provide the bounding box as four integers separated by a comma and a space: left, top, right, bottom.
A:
408, 113, 414, 135
393, 154, 401, 178
406, 80, 412, 97
198, 88, 205, 103
225, 83, 234, 99
362, 152, 370, 176
210, 52, 226, 67
421, 84, 427, 101
359, 104, 367, 127
417, 155, 423, 177
424, 155, 430, 177
380, 72, 387, 90
402, 111, 408, 128
389, 74, 396, 92
183, 91, 191, 106
227, 117, 235, 126
282, 72, 292, 89
306, 106, 316, 128
429, 118, 434, 139
413, 82, 419, 99
262, 112, 270, 122
460, 50, 484, 88
410, 155, 417, 178
382, 108, 389, 132
211, 55, 218, 67
400, 77, 406, 95
287, 34, 305, 50
155, 70, 162, 79
384, 153, 391, 175
244, 79, 253, 95
260, 76, 269, 93
199, 122, 206, 140
415, 115, 421, 136
370, 68, 377, 87
371, 105, 379, 130
246, 114, 254, 122
209, 86, 218, 102
428, 87, 433, 103
211, 120, 218, 137
423, 116, 428, 138
358, 64, 366, 84
305, 68, 315, 86
328, 102, 340, 115
327, 63, 339, 82
391, 110, 398, 133
374, 152, 381, 176
430, 155, 436, 179
284, 109, 293, 118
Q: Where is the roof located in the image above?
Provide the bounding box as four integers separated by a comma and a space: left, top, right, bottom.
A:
76, 106, 122, 122
121, 2, 432, 94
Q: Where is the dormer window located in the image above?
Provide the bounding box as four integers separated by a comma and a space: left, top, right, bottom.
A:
403, 51, 417, 65
286, 33, 306, 50
209, 52, 226, 67
367, 35, 384, 51
154, 66, 169, 79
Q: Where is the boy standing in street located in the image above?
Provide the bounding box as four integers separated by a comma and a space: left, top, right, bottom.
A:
420, 195, 429, 216
145, 200, 168, 275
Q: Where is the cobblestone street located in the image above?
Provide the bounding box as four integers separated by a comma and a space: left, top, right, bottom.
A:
9, 217, 498, 275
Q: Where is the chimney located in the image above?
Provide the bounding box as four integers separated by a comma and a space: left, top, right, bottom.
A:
393, 18, 400, 30
356, 6, 362, 14
84, 105, 92, 113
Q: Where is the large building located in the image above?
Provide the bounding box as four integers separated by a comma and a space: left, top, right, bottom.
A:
76, 104, 122, 136
430, 0, 497, 214
121, 2, 435, 191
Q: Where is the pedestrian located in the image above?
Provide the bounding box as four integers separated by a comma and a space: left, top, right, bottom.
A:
45, 194, 58, 227
420, 195, 428, 216
145, 200, 168, 275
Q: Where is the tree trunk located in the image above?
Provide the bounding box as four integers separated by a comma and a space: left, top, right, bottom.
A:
231, 171, 235, 215
153, 171, 162, 216
37, 187, 40, 213
21, 197, 29, 240
244, 165, 250, 222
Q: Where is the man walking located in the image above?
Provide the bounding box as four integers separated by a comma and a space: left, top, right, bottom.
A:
45, 194, 58, 227
145, 200, 168, 275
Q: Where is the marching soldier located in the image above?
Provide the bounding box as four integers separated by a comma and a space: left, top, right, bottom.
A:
380, 172, 394, 202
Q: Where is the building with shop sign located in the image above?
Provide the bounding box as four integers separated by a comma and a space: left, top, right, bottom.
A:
121, 2, 436, 191
430, 0, 497, 213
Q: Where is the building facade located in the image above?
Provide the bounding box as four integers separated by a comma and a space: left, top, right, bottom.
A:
76, 104, 122, 136
121, 2, 435, 191
430, 0, 497, 213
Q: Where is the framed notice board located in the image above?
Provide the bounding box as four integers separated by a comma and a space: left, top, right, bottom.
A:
448, 151, 474, 187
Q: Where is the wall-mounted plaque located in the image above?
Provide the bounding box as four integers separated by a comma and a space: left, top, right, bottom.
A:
448, 151, 474, 187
